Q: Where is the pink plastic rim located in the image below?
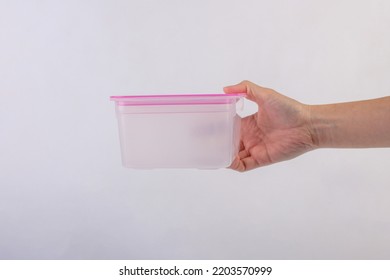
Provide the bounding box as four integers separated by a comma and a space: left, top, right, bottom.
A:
110, 93, 245, 106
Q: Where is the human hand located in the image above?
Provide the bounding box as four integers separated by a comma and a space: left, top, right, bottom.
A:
224, 80, 316, 172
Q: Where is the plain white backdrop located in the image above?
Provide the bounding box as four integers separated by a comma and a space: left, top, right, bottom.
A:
1, 0, 390, 259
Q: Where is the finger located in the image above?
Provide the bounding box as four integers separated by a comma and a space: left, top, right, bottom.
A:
238, 148, 250, 159
223, 82, 248, 94
224, 80, 266, 104
229, 156, 259, 172
229, 155, 245, 172
241, 157, 260, 171
237, 140, 250, 160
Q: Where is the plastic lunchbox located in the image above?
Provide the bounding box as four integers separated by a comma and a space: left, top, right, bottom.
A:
110, 94, 244, 169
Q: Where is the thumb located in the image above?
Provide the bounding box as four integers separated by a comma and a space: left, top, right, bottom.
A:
223, 80, 265, 103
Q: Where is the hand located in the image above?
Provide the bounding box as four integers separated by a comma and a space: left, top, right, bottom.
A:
224, 80, 316, 172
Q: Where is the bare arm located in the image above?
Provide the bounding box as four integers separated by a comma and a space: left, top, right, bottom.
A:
309, 97, 390, 148
224, 80, 390, 172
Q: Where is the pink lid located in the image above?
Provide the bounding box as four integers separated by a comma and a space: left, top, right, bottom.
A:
110, 93, 245, 106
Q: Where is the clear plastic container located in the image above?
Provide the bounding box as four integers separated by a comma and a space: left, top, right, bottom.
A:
110, 94, 244, 169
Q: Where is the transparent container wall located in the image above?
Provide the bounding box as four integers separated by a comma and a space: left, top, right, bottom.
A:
112, 95, 243, 169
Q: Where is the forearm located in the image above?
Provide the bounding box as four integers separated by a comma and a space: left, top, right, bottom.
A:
309, 96, 390, 148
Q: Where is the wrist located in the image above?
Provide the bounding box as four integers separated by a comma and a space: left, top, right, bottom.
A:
307, 104, 335, 148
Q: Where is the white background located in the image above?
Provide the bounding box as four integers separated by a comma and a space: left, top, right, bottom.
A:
0, 0, 389, 259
